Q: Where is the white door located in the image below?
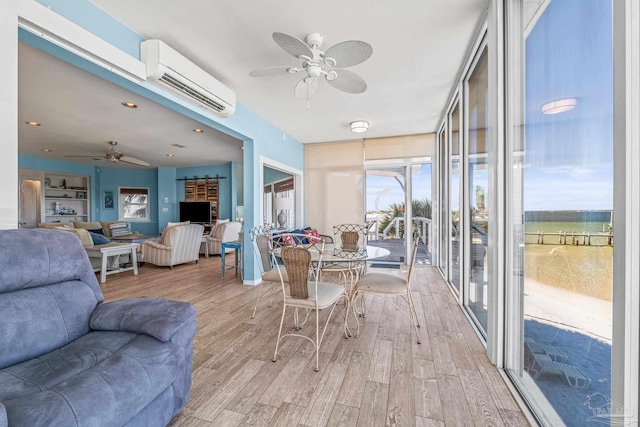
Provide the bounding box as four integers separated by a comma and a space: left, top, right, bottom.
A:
19, 179, 40, 228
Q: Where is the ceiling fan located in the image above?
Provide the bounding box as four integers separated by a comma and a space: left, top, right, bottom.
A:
65, 141, 150, 167
250, 32, 373, 103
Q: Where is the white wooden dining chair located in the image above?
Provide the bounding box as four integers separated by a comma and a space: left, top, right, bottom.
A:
350, 236, 422, 344
271, 234, 348, 372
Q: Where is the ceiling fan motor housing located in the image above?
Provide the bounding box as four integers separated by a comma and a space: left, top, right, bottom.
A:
305, 33, 324, 48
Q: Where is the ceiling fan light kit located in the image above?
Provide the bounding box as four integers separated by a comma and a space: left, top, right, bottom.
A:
350, 121, 369, 133
250, 32, 372, 104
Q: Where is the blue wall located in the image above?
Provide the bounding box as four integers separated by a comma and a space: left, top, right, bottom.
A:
98, 167, 159, 234
22, 0, 305, 282
175, 164, 234, 220
157, 167, 177, 231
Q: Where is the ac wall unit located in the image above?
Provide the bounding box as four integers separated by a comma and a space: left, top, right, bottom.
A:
141, 39, 236, 117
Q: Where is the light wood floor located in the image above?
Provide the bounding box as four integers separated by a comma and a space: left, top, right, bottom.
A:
101, 255, 529, 427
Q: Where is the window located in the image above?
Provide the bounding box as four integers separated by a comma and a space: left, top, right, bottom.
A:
119, 187, 150, 222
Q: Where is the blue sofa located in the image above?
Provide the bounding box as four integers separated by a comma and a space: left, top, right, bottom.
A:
0, 229, 196, 427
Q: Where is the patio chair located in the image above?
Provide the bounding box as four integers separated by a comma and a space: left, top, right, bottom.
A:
528, 353, 591, 388
249, 225, 288, 319
271, 234, 348, 372
350, 236, 422, 344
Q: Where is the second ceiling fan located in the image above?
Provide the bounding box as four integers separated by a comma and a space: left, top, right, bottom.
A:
250, 32, 373, 103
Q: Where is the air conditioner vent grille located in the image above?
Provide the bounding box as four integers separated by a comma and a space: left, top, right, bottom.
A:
160, 74, 225, 112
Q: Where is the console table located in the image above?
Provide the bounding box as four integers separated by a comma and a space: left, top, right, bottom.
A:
85, 243, 139, 283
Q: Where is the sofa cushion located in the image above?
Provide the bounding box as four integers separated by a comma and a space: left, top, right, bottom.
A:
2, 331, 180, 427
55, 227, 94, 248
0, 230, 103, 370
89, 231, 110, 245
73, 221, 103, 231
88, 227, 104, 235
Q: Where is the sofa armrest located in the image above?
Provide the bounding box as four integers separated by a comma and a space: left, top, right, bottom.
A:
90, 298, 196, 342
143, 240, 171, 251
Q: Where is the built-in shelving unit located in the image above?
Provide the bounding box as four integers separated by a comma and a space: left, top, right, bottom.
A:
43, 173, 90, 223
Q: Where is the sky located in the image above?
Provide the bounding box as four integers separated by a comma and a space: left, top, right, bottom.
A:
365, 164, 431, 212
522, 0, 613, 211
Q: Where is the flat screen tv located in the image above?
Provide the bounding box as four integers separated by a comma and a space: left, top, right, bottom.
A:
179, 201, 211, 224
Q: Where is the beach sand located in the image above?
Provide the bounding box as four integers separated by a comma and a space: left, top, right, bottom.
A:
524, 277, 612, 342
525, 244, 612, 301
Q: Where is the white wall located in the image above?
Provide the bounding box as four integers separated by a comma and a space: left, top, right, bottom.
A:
0, 2, 18, 229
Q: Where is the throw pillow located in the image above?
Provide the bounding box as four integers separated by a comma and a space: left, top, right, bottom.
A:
89, 231, 110, 245
88, 228, 104, 235
303, 228, 321, 243
109, 222, 132, 237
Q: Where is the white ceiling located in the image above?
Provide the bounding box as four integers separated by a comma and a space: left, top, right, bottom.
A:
92, 0, 489, 144
18, 43, 243, 169
19, 1, 488, 168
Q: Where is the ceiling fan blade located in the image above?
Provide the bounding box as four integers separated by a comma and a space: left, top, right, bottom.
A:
119, 156, 150, 167
272, 32, 313, 59
294, 78, 318, 100
324, 41, 373, 68
326, 69, 368, 94
64, 155, 105, 158
250, 66, 296, 77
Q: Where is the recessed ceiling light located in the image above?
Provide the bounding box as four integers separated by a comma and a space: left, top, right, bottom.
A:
121, 102, 138, 109
41, 148, 52, 152
166, 154, 175, 157
25, 121, 41, 126
240, 146, 244, 150
541, 98, 577, 115
193, 128, 204, 133
350, 120, 369, 133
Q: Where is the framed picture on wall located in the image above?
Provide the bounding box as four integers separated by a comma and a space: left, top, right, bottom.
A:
103, 190, 114, 210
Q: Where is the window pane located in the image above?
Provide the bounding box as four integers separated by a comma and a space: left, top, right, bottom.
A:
449, 102, 461, 294
466, 47, 489, 330
508, 1, 613, 425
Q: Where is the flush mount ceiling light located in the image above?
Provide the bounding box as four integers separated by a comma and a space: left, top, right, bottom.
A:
541, 98, 577, 115
192, 128, 204, 133
121, 102, 137, 109
350, 120, 369, 133
25, 121, 41, 126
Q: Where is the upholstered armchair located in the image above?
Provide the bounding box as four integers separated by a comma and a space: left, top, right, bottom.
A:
207, 221, 242, 255
141, 224, 204, 268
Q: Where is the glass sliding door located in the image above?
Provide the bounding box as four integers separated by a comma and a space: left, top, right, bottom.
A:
411, 163, 432, 265
449, 101, 462, 294
365, 166, 407, 265
438, 126, 448, 275
465, 46, 490, 331
507, 1, 614, 425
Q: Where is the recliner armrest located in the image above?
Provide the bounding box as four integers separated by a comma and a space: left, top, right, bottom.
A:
90, 298, 196, 342
0, 402, 7, 427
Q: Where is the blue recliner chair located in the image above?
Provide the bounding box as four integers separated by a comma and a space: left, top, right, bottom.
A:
0, 229, 196, 427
